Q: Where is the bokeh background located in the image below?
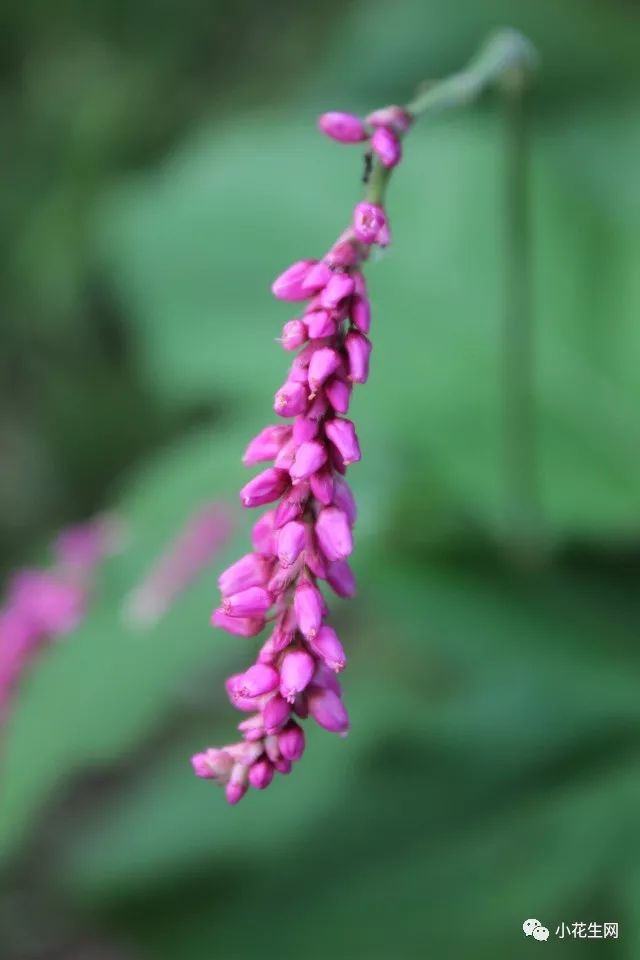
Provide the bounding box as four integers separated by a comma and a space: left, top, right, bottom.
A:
2, 0, 640, 957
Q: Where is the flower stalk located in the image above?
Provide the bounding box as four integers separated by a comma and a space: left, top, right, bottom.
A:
193, 28, 538, 803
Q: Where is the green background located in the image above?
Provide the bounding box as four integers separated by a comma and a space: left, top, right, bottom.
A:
1, 0, 640, 957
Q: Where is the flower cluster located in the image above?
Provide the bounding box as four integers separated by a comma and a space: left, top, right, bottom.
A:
125, 502, 233, 626
0, 515, 120, 720
318, 106, 412, 169
192, 104, 411, 804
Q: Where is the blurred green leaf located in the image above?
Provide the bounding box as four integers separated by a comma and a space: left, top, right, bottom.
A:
0, 422, 255, 864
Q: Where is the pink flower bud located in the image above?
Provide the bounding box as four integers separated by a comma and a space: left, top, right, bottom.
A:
326, 238, 360, 268
293, 416, 318, 445
320, 272, 355, 309
318, 111, 368, 144
274, 380, 308, 417
325, 377, 352, 415
263, 693, 290, 734
353, 202, 390, 246
222, 587, 271, 617
305, 309, 336, 339
274, 757, 292, 774
264, 734, 281, 763
230, 663, 280, 699
277, 520, 306, 568
272, 259, 318, 300
242, 425, 290, 466
251, 510, 277, 554
345, 331, 372, 384
280, 319, 308, 351
309, 465, 334, 506
333, 476, 357, 524
248, 758, 274, 790
274, 480, 309, 526
324, 418, 361, 465
278, 721, 306, 761
308, 624, 347, 672
307, 392, 330, 422
326, 558, 356, 598
289, 440, 327, 482
315, 506, 353, 562
226, 773, 248, 804
211, 609, 265, 636
238, 715, 265, 740
218, 553, 270, 595
308, 686, 350, 734
280, 649, 315, 702
350, 294, 371, 334
301, 261, 332, 293
294, 579, 323, 640
191, 748, 233, 780
366, 104, 412, 132
308, 347, 341, 393
371, 126, 402, 168
240, 468, 290, 508
273, 439, 296, 471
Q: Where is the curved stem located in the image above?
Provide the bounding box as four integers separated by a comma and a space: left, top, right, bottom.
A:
365, 28, 538, 205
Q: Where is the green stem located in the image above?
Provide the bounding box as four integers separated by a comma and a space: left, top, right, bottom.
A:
365, 28, 538, 205
501, 68, 541, 561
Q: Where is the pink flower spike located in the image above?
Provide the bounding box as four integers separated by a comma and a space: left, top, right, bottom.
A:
274, 380, 308, 417
301, 261, 332, 293
308, 347, 341, 393
324, 418, 361, 465
308, 624, 347, 672
240, 468, 290, 508
242, 424, 290, 466
371, 126, 402, 168
218, 553, 270, 596
320, 272, 355, 310
289, 441, 328, 483
280, 319, 308, 352
353, 202, 389, 246
211, 608, 265, 637
318, 111, 368, 144
350, 294, 371, 334
294, 579, 323, 640
280, 649, 315, 702
231, 664, 279, 700
345, 331, 373, 384
272, 259, 318, 301
249, 758, 274, 790
277, 521, 306, 568
263, 693, 291, 734
223, 586, 271, 618
316, 506, 353, 562
326, 559, 356, 598
308, 686, 350, 734
278, 722, 306, 761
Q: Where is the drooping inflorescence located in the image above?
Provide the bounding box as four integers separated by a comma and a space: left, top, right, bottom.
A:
192, 104, 413, 803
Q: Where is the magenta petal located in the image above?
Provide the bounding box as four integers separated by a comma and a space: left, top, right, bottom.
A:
318, 111, 368, 144
308, 686, 350, 733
